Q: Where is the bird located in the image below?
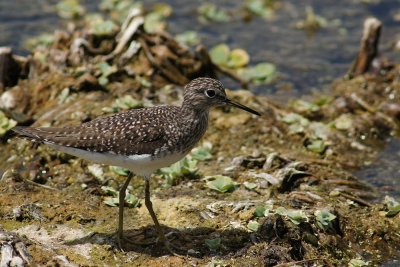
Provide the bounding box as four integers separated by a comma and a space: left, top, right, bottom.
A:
12, 77, 261, 254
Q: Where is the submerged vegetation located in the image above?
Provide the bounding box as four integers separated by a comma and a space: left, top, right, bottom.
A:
0, 0, 399, 266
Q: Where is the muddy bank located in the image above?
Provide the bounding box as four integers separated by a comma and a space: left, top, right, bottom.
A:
0, 2, 399, 266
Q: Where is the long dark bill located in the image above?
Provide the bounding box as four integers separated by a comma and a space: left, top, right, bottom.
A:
225, 99, 261, 116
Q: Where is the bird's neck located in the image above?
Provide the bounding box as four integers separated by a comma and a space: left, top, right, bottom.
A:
180, 101, 209, 121
178, 104, 210, 149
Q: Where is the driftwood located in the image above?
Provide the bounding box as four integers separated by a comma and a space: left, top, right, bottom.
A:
348, 18, 382, 77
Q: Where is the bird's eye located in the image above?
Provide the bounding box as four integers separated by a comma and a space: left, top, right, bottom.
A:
205, 89, 216, 98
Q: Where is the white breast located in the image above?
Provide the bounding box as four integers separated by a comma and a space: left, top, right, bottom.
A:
46, 143, 187, 177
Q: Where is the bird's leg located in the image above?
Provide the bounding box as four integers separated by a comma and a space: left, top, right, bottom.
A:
144, 177, 180, 255
117, 172, 133, 250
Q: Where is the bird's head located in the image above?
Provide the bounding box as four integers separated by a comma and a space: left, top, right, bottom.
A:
183, 77, 261, 116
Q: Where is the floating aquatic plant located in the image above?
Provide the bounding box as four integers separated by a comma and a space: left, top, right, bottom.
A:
209, 44, 250, 69
240, 62, 276, 85
176, 31, 201, 46
56, 0, 86, 19
198, 3, 230, 24
245, 0, 278, 19
144, 3, 172, 33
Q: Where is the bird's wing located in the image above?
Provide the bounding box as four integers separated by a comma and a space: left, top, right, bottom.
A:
13, 108, 176, 155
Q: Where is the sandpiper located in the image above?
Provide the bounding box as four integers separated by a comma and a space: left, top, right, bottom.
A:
12, 77, 260, 253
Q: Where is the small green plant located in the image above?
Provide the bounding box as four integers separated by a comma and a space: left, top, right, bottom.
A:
276, 207, 308, 225
191, 142, 213, 161
254, 203, 273, 217
206, 175, 236, 193
176, 31, 200, 46
247, 220, 260, 232
101, 186, 140, 207
348, 258, 369, 267
384, 196, 400, 217
209, 44, 250, 69
198, 3, 230, 24
240, 62, 276, 85
0, 111, 17, 137
159, 157, 198, 186
110, 166, 130, 176
56, 0, 85, 19
243, 181, 257, 191
97, 62, 118, 86
314, 209, 336, 231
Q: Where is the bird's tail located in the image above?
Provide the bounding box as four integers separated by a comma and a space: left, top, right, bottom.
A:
12, 126, 45, 143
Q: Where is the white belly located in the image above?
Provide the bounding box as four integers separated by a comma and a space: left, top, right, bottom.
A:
46, 143, 187, 176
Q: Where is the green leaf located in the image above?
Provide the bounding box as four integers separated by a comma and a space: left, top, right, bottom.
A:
205, 238, 221, 251
198, 3, 230, 23
348, 259, 369, 267
144, 13, 166, 33
113, 95, 143, 110
159, 157, 198, 186
97, 62, 118, 86
125, 193, 140, 208
291, 99, 320, 113
152, 3, 172, 17
90, 17, 118, 36
110, 166, 130, 176
306, 139, 326, 154
386, 204, 400, 217
209, 44, 230, 66
309, 122, 330, 140
191, 142, 212, 161
88, 164, 104, 181
56, 0, 85, 19
101, 186, 118, 196
245, 0, 275, 19
243, 181, 257, 191
240, 63, 276, 84
206, 175, 235, 193
247, 220, 260, 232
104, 197, 119, 207
176, 31, 200, 46
282, 113, 309, 125
334, 114, 353, 130
227, 49, 250, 68
0, 111, 17, 137
314, 209, 336, 230
275, 207, 308, 225
255, 206, 267, 217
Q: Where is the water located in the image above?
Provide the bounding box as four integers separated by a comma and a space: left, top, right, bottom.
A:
0, 0, 399, 196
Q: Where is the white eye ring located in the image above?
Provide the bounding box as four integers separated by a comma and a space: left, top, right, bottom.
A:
205, 89, 216, 98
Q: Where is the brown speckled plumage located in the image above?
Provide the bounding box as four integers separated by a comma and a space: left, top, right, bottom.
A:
13, 78, 225, 159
